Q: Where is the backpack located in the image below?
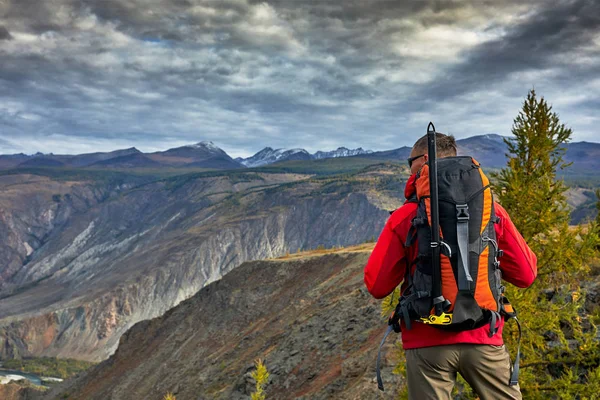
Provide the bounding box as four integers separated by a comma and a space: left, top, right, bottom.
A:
401, 156, 504, 332
376, 123, 520, 391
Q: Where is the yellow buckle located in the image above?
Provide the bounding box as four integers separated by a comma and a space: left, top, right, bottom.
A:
420, 312, 453, 325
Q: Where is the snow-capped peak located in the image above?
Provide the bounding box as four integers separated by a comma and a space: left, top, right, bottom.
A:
482, 134, 508, 143
313, 147, 373, 159
239, 145, 373, 167
241, 147, 305, 168
288, 148, 309, 155
188, 141, 226, 154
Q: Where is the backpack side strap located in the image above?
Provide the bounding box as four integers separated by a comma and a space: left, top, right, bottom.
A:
376, 325, 395, 391
500, 295, 521, 386
508, 317, 522, 387
488, 311, 501, 337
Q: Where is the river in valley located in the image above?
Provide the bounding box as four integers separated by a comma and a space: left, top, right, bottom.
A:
0, 368, 45, 386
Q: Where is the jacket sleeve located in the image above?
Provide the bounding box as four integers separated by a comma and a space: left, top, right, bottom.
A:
494, 203, 538, 288
364, 215, 408, 299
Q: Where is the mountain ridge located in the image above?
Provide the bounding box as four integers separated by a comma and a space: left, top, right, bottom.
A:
2, 134, 600, 171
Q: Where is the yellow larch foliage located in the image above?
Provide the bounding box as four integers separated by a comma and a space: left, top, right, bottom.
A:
251, 359, 270, 400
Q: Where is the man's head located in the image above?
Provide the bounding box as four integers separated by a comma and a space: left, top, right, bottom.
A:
409, 132, 457, 175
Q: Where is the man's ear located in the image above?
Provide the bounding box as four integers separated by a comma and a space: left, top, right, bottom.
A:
424, 154, 429, 162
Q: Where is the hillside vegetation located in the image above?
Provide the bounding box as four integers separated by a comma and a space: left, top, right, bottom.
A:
2, 357, 95, 380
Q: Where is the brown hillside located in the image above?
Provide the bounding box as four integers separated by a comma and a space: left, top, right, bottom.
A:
46, 245, 403, 399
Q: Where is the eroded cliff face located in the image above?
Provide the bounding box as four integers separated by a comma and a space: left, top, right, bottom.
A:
0, 167, 406, 362
44, 247, 403, 400
0, 174, 123, 291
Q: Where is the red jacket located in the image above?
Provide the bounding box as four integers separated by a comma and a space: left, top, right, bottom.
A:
364, 174, 537, 349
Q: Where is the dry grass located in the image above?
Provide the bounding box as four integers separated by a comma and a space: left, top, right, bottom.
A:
274, 243, 375, 261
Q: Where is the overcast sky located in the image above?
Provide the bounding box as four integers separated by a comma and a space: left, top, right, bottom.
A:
0, 0, 598, 157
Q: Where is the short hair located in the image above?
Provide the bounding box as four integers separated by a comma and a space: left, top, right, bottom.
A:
412, 132, 457, 158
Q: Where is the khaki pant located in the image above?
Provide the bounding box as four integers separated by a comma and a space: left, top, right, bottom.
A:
405, 344, 522, 400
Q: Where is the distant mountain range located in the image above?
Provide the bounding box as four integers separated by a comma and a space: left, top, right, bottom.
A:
235, 146, 374, 167
0, 141, 241, 170
2, 134, 599, 173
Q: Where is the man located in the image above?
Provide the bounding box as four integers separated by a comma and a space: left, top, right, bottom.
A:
364, 133, 537, 400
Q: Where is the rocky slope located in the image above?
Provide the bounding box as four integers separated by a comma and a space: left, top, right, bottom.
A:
0, 166, 406, 362
566, 187, 599, 224
43, 245, 404, 400
0, 381, 41, 400
0, 171, 153, 292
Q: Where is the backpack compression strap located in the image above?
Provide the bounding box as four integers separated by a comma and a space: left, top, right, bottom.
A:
456, 204, 473, 290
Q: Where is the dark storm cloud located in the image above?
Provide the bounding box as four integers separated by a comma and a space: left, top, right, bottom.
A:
0, 26, 12, 40
0, 0, 598, 156
2, 0, 71, 34
421, 0, 600, 100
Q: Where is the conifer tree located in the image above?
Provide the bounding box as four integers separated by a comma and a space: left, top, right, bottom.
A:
492, 89, 600, 398
251, 359, 269, 400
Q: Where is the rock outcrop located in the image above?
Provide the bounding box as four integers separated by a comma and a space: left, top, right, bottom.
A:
0, 381, 42, 400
